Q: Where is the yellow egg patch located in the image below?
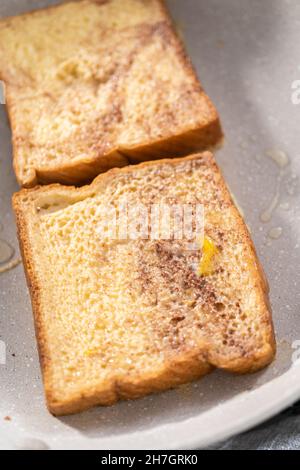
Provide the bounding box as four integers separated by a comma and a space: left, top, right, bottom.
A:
198, 236, 219, 276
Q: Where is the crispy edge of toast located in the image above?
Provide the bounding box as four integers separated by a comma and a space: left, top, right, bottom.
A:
1, 0, 223, 188
12, 153, 275, 415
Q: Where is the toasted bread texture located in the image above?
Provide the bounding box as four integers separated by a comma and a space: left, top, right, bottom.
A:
13, 152, 275, 416
0, 0, 222, 188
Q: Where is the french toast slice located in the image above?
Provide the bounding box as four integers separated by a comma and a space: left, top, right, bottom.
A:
0, 0, 222, 188
13, 152, 275, 416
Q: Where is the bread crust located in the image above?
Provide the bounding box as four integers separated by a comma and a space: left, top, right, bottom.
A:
1, 0, 223, 188
13, 152, 276, 416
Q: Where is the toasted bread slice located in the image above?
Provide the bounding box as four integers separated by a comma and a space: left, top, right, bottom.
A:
13, 152, 275, 416
0, 0, 222, 188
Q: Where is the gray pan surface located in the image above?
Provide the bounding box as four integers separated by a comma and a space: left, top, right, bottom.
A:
0, 0, 300, 449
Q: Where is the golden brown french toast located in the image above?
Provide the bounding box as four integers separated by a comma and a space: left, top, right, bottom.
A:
0, 0, 222, 187
13, 152, 275, 415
